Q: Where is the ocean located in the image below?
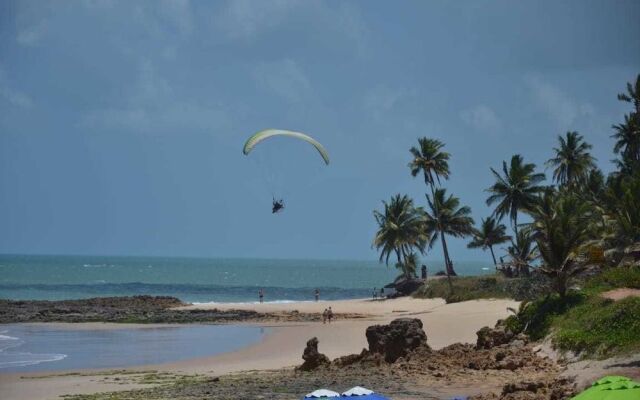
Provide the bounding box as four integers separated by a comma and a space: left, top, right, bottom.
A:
0, 254, 492, 303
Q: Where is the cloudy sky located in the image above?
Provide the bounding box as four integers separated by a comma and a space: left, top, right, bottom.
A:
1, 0, 639, 263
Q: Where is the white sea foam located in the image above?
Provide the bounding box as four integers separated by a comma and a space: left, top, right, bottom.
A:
0, 352, 67, 369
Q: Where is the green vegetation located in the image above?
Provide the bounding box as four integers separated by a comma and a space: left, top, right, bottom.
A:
413, 274, 550, 303
375, 74, 640, 359
502, 266, 640, 357
553, 296, 640, 356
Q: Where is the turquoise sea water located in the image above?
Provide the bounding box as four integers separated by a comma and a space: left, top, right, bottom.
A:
0, 254, 492, 303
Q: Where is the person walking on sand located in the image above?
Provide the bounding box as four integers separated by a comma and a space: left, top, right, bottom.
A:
327, 307, 333, 323
372, 288, 377, 300
314, 288, 320, 302
258, 289, 264, 303
322, 308, 328, 324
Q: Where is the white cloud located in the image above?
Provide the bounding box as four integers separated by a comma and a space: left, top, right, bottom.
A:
80, 61, 228, 133
14, 0, 51, 46
0, 68, 33, 108
214, 0, 367, 52
215, 0, 298, 39
252, 59, 311, 102
525, 75, 595, 129
460, 104, 502, 132
363, 85, 411, 117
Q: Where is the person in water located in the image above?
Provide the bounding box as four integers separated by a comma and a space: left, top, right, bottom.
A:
272, 198, 284, 213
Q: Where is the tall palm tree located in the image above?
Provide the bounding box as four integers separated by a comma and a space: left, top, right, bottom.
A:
612, 74, 640, 173
409, 137, 450, 196
424, 189, 475, 277
373, 194, 427, 278
546, 131, 596, 187
612, 114, 640, 170
467, 217, 511, 268
486, 154, 546, 237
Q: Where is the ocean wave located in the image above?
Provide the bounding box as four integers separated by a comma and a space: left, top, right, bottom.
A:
0, 352, 67, 369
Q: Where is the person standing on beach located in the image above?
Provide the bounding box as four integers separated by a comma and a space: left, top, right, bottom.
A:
258, 289, 264, 303
421, 264, 427, 280
327, 307, 333, 323
322, 308, 328, 324
314, 288, 320, 302
372, 288, 377, 300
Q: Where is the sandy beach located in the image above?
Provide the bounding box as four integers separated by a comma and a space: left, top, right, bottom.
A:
0, 297, 518, 400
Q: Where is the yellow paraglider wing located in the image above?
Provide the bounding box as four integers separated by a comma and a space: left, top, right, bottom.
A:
242, 129, 330, 165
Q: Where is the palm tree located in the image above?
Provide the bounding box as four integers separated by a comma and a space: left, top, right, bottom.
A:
612, 114, 640, 171
409, 137, 450, 196
467, 217, 511, 268
530, 192, 593, 298
506, 229, 538, 277
486, 154, 546, 237
612, 74, 640, 173
546, 131, 596, 187
373, 194, 427, 278
424, 189, 475, 277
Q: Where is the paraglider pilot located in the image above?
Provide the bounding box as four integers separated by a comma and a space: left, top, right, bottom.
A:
272, 198, 284, 213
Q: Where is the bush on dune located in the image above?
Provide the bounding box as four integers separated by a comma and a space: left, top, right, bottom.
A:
413, 274, 550, 303
553, 296, 640, 356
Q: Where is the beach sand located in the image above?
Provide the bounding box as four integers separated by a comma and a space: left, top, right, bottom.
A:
0, 297, 519, 400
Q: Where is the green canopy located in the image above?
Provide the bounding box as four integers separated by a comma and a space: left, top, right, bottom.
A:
571, 376, 640, 400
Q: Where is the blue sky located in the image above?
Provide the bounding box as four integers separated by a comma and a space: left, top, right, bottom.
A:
1, 0, 639, 264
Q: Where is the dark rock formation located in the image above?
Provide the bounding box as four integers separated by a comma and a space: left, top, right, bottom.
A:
365, 318, 428, 363
393, 279, 424, 296
0, 296, 265, 324
476, 323, 527, 349
299, 337, 330, 371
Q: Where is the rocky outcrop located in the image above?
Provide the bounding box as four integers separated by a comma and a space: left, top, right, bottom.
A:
476, 322, 527, 349
470, 377, 576, 400
392, 278, 424, 296
299, 337, 330, 371
365, 318, 429, 362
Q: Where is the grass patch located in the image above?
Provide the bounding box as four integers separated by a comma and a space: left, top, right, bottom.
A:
552, 296, 640, 357
581, 265, 640, 294
413, 274, 549, 303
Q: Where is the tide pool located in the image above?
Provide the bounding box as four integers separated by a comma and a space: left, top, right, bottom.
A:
0, 324, 267, 373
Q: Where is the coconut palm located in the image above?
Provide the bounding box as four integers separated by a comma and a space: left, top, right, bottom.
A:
373, 194, 427, 278
467, 217, 511, 268
612, 114, 640, 171
530, 192, 593, 298
409, 137, 451, 195
612, 75, 640, 173
424, 189, 475, 277
506, 229, 538, 277
617, 73, 640, 113
486, 154, 546, 236
546, 131, 596, 187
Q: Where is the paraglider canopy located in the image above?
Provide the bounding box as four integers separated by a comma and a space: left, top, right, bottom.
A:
242, 129, 330, 165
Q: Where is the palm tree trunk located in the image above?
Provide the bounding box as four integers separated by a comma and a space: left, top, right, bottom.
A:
440, 235, 454, 294
489, 245, 498, 268
440, 234, 456, 276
